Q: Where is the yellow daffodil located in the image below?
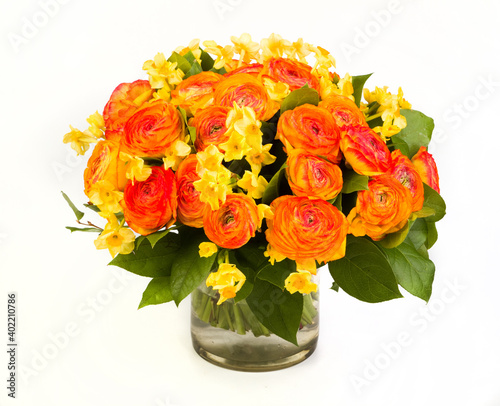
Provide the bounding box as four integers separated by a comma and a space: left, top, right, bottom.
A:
203, 40, 234, 70
336, 73, 354, 99
311, 45, 336, 77
94, 214, 135, 258
230, 33, 260, 66
86, 111, 105, 139
245, 144, 276, 174
175, 38, 202, 63
206, 263, 246, 305
285, 38, 312, 62
193, 170, 232, 211
163, 140, 192, 171
264, 244, 287, 265
198, 242, 218, 258
263, 77, 291, 102
152, 86, 172, 102
63, 125, 98, 155
237, 171, 268, 200
119, 152, 152, 185
143, 53, 185, 89
219, 132, 251, 162
284, 270, 317, 295
196, 144, 225, 176
260, 33, 291, 61
88, 180, 124, 214
257, 204, 273, 226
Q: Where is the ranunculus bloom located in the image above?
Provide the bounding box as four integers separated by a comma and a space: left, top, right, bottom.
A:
203, 194, 260, 249
277, 104, 341, 163
224, 63, 263, 78
170, 71, 223, 116
191, 105, 231, 152
175, 155, 207, 228
122, 166, 177, 236
286, 149, 343, 200
121, 100, 185, 158
261, 57, 320, 92
411, 146, 440, 193
390, 150, 424, 212
83, 140, 127, 197
340, 125, 392, 176
347, 175, 413, 240
318, 94, 367, 130
103, 80, 153, 138
213, 73, 279, 121
265, 196, 348, 268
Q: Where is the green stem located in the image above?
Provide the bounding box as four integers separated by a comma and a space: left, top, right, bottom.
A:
232, 303, 247, 335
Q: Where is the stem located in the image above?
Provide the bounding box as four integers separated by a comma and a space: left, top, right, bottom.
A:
365, 112, 382, 122
232, 303, 247, 335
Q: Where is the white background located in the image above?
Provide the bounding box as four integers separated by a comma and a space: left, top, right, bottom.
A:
1, 0, 500, 405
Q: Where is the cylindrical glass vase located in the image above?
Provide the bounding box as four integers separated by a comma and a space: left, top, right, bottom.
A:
190, 281, 319, 372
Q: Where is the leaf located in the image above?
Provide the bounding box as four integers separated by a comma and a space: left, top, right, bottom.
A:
425, 221, 438, 249
396, 110, 434, 158
257, 259, 296, 289
170, 228, 216, 305
405, 218, 428, 250
280, 86, 319, 114
262, 164, 287, 205
389, 135, 410, 157
200, 50, 215, 71
167, 52, 191, 74
83, 203, 100, 213
184, 61, 202, 79
351, 73, 372, 107
379, 241, 435, 302
65, 226, 101, 233
341, 171, 369, 194
246, 278, 303, 345
422, 183, 446, 222
188, 125, 197, 144
138, 277, 173, 309
228, 250, 256, 303
146, 229, 172, 249
328, 236, 403, 303
109, 233, 180, 277
331, 281, 340, 292
61, 191, 84, 220
377, 221, 410, 249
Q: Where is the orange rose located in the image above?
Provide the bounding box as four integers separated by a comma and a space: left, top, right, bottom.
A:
266, 196, 348, 267
277, 104, 341, 163
191, 105, 231, 152
122, 166, 177, 236
411, 146, 440, 193
170, 71, 223, 116
390, 150, 424, 212
213, 73, 279, 121
261, 57, 320, 92
224, 63, 263, 78
286, 149, 343, 200
203, 194, 259, 249
318, 94, 367, 130
347, 175, 413, 240
175, 155, 207, 228
103, 80, 153, 139
340, 125, 392, 176
83, 140, 127, 197
121, 100, 185, 158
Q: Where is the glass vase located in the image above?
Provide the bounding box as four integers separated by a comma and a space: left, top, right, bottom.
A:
190, 280, 319, 372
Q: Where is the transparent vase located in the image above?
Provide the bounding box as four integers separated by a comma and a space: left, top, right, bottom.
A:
190, 280, 319, 372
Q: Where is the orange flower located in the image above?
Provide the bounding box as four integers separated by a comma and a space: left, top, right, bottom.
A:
390, 150, 424, 212
286, 149, 343, 200
265, 196, 348, 268
191, 105, 231, 152
347, 175, 413, 240
83, 140, 127, 197
175, 155, 207, 228
224, 63, 263, 78
340, 125, 392, 176
103, 80, 153, 138
170, 71, 223, 116
318, 94, 367, 130
277, 104, 341, 163
203, 194, 259, 249
411, 146, 440, 193
261, 57, 320, 92
213, 73, 279, 121
122, 166, 177, 236
121, 100, 185, 158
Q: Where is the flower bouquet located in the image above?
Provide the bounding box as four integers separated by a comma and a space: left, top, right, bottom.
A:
63, 33, 445, 370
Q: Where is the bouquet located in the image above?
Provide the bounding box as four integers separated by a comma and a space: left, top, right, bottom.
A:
63, 33, 446, 346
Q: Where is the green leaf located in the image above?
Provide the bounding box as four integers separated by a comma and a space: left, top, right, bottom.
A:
65, 226, 101, 233
109, 233, 180, 277
389, 135, 410, 157
246, 278, 303, 345
331, 281, 340, 292
167, 52, 191, 74
396, 110, 434, 158
61, 191, 84, 220
332, 193, 342, 211
280, 86, 319, 114
257, 259, 296, 289
184, 61, 202, 79
351, 73, 372, 107
146, 229, 172, 249
328, 236, 403, 303
377, 221, 411, 249
262, 164, 287, 205
170, 228, 216, 305
341, 171, 369, 194
405, 218, 428, 250
83, 203, 100, 213
425, 221, 438, 249
210, 66, 227, 75
379, 241, 435, 302
200, 50, 215, 71
182, 50, 196, 65
188, 125, 197, 144
138, 277, 173, 309
422, 183, 446, 222
228, 250, 256, 303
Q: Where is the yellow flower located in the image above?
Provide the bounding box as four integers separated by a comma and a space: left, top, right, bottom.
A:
86, 111, 105, 139
237, 171, 268, 199
88, 180, 124, 214
285, 38, 312, 62
311, 45, 336, 77
219, 131, 251, 162
206, 263, 246, 305
196, 144, 225, 176
230, 33, 260, 66
193, 170, 232, 211
264, 243, 286, 265
257, 203, 273, 226
119, 152, 152, 185
175, 38, 202, 63
263, 77, 291, 102
203, 40, 234, 70
162, 140, 192, 171
199, 242, 218, 258
232, 106, 262, 141
260, 33, 291, 61
63, 125, 98, 156
94, 214, 135, 258
336, 73, 354, 99
143, 53, 185, 89
152, 86, 172, 102
284, 270, 317, 295
245, 143, 276, 174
